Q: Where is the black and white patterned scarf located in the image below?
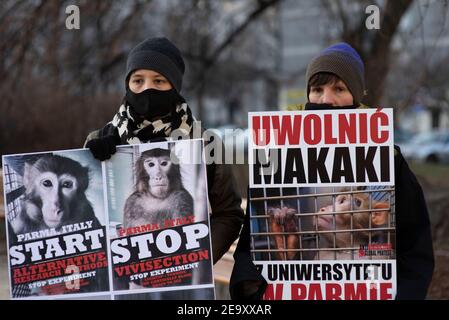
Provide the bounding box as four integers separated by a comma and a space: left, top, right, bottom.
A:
110, 98, 194, 144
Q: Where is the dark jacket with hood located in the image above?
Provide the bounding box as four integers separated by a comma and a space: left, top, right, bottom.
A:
84, 122, 245, 264
229, 104, 434, 300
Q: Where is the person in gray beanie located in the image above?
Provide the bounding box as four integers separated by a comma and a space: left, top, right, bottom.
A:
305, 42, 365, 105
230, 42, 434, 300
126, 37, 185, 93
84, 37, 244, 267
85, 37, 192, 149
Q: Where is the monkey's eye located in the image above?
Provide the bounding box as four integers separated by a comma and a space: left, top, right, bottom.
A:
337, 195, 346, 204
160, 161, 169, 166
148, 162, 155, 167
62, 181, 73, 188
42, 180, 53, 187
353, 198, 362, 208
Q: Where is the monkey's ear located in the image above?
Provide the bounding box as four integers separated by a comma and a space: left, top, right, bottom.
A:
372, 202, 389, 226
136, 180, 147, 193
23, 162, 39, 189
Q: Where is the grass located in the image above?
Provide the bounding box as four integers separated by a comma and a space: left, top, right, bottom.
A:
408, 161, 449, 188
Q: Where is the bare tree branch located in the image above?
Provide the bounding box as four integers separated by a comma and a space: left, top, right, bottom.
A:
205, 0, 281, 69
98, 1, 147, 77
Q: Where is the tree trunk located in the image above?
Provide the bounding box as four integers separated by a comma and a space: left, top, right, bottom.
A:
342, 0, 413, 107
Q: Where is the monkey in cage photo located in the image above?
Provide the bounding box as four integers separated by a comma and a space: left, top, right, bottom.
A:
249, 186, 395, 261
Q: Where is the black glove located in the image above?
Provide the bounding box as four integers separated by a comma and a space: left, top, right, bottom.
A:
86, 135, 118, 161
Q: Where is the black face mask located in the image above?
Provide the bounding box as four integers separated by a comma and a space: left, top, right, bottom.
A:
304, 102, 358, 110
125, 88, 181, 120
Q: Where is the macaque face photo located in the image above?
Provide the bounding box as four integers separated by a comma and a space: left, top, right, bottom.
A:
316, 192, 390, 248
17, 155, 97, 232
124, 146, 194, 234
144, 155, 172, 198
33, 172, 78, 228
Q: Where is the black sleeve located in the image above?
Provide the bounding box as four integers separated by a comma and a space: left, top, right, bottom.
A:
229, 195, 267, 300
194, 127, 244, 264
207, 160, 245, 264
394, 147, 435, 300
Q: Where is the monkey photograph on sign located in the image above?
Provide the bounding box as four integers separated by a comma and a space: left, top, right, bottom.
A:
104, 139, 214, 299
2, 150, 109, 298
123, 147, 194, 229
4, 153, 103, 242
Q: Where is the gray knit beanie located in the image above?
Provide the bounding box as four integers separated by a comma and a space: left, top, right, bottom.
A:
306, 43, 365, 103
126, 37, 185, 92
